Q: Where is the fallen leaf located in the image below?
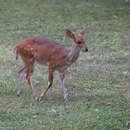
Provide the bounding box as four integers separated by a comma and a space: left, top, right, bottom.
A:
51, 109, 56, 113
113, 15, 118, 19
32, 115, 37, 119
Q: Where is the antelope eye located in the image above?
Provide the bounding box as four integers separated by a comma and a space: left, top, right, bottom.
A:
77, 41, 81, 44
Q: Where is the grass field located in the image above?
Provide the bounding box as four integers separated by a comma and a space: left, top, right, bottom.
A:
0, 0, 130, 129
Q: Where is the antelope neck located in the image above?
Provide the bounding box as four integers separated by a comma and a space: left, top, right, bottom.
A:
68, 43, 80, 63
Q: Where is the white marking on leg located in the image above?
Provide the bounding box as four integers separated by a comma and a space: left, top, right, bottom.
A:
30, 75, 34, 89
59, 72, 67, 101
61, 79, 67, 100
34, 61, 38, 68
48, 81, 50, 86
30, 74, 38, 101
40, 81, 51, 98
48, 81, 54, 88
39, 81, 50, 100
40, 92, 44, 99
17, 70, 26, 96
39, 81, 53, 101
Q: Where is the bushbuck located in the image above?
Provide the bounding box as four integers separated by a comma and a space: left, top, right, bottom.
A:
13, 27, 88, 101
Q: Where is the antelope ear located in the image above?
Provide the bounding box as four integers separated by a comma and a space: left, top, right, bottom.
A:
80, 26, 87, 35
65, 29, 75, 40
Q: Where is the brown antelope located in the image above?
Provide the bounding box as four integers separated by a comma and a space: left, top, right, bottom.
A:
13, 27, 88, 101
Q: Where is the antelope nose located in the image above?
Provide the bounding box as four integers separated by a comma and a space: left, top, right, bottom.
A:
85, 48, 88, 52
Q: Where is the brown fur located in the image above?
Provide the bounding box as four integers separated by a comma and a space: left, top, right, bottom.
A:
13, 27, 88, 101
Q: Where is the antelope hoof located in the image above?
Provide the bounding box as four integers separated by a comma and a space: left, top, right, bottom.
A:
17, 94, 20, 97
64, 98, 68, 102
34, 96, 38, 101
17, 91, 21, 97
39, 96, 43, 102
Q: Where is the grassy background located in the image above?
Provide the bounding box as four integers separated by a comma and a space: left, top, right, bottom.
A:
0, 0, 130, 129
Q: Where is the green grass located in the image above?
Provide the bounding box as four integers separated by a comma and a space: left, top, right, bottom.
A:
0, 0, 130, 129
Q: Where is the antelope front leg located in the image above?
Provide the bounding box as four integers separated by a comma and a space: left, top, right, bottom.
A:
59, 72, 68, 101
39, 69, 54, 101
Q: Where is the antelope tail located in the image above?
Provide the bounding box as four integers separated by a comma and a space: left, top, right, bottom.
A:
13, 45, 19, 60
